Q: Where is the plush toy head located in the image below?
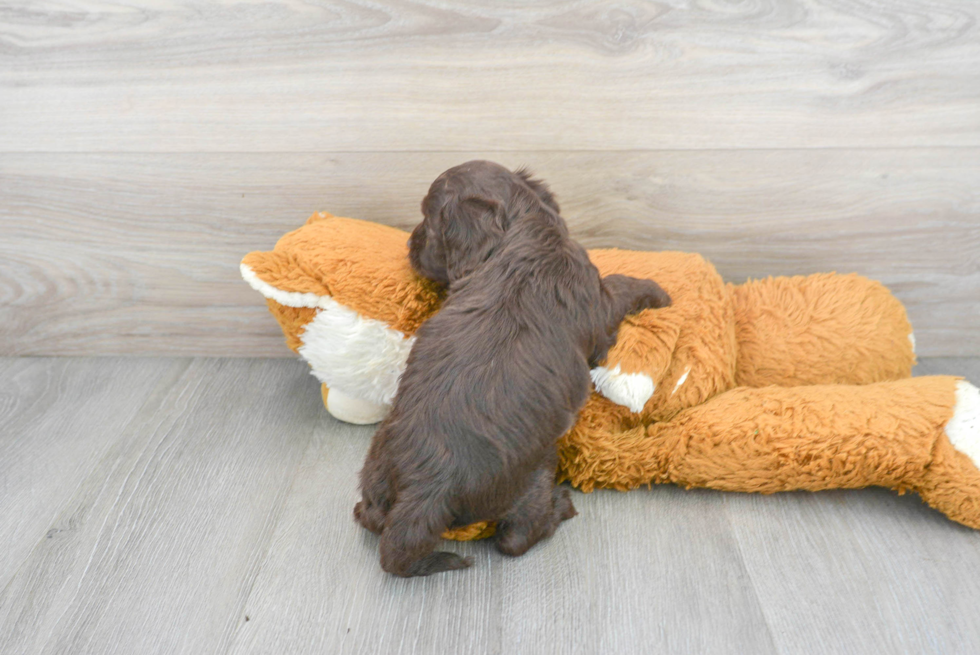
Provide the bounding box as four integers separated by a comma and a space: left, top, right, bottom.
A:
241, 213, 442, 419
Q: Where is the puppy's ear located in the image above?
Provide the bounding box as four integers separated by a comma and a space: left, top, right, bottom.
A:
442, 196, 507, 283
515, 167, 560, 214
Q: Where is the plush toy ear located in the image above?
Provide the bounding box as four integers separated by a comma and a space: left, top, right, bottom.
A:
241, 250, 329, 305
442, 196, 508, 283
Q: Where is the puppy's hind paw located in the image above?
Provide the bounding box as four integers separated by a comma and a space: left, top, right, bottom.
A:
395, 552, 473, 577
554, 486, 578, 522
353, 500, 385, 534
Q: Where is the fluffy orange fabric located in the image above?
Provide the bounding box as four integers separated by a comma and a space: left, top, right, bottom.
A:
731, 274, 916, 387
242, 213, 980, 534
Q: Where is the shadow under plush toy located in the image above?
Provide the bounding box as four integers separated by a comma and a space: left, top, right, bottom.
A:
242, 212, 980, 536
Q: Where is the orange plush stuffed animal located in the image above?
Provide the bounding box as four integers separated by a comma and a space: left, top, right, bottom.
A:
242, 212, 980, 535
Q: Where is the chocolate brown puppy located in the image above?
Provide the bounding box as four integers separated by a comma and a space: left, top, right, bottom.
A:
354, 161, 671, 576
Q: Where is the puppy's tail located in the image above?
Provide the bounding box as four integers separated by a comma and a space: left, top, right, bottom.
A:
379, 497, 472, 577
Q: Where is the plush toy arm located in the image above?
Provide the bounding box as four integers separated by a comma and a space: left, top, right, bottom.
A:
587, 249, 738, 420
559, 376, 980, 529
591, 274, 672, 369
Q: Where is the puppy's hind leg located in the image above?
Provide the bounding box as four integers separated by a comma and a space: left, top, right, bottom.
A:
354, 456, 393, 534
495, 462, 576, 558
379, 496, 472, 577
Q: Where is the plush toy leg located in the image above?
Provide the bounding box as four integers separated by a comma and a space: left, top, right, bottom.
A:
321, 385, 389, 425
560, 377, 980, 529
731, 273, 916, 387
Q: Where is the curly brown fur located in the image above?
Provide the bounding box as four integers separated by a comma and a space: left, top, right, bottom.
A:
355, 161, 671, 577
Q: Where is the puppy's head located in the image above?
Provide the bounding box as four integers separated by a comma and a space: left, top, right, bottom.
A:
409, 161, 559, 286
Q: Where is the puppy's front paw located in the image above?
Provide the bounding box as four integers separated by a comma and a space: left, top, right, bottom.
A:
637, 283, 671, 311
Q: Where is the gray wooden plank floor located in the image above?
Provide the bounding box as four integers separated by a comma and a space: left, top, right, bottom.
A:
2, 357, 980, 654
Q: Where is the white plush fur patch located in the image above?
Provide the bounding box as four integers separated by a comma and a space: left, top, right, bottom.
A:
590, 364, 656, 413
298, 305, 414, 406
671, 366, 691, 396
241, 263, 413, 407
947, 380, 980, 469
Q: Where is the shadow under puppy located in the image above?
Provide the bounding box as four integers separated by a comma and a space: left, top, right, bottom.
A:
354, 161, 671, 576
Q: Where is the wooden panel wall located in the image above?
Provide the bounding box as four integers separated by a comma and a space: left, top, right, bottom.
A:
1, 1, 978, 356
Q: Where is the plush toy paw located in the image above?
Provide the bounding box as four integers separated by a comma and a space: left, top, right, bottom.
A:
918, 381, 980, 529
947, 381, 980, 467
321, 385, 388, 425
